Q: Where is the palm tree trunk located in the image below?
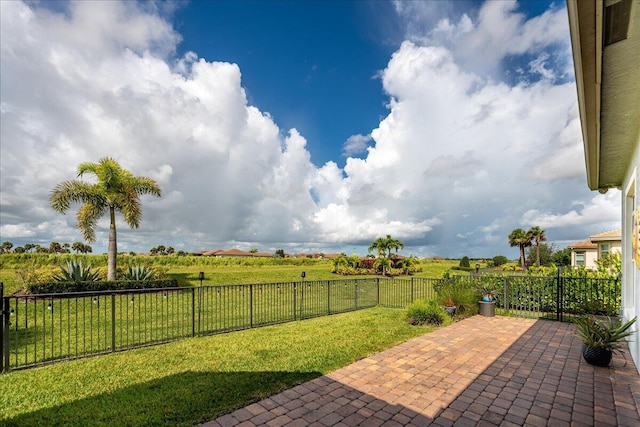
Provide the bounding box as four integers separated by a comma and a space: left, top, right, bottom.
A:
520, 245, 526, 269
108, 206, 117, 281
536, 243, 541, 266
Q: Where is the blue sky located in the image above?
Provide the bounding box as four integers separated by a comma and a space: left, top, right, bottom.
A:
0, 0, 621, 258
172, 0, 396, 166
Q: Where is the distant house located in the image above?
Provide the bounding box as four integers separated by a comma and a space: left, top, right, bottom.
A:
198, 249, 275, 258
568, 228, 621, 270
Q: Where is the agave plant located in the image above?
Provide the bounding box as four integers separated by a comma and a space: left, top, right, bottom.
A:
574, 316, 636, 351
574, 315, 636, 366
121, 264, 156, 281
53, 260, 102, 282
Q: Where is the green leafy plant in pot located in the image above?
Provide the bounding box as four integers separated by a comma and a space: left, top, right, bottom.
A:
574, 315, 636, 367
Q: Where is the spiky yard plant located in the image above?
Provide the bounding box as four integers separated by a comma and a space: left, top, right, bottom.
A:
53, 260, 102, 282
574, 315, 636, 351
121, 264, 157, 281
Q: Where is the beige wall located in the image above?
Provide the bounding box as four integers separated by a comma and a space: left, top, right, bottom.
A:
621, 131, 640, 373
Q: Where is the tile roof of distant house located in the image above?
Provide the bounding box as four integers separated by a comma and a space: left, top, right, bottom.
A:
568, 239, 598, 249
200, 248, 275, 257
201, 249, 223, 256
589, 228, 622, 241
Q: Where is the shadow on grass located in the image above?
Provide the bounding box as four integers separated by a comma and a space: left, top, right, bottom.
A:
168, 272, 195, 287
3, 370, 322, 427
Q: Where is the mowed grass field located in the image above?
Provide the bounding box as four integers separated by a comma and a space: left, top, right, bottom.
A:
0, 254, 464, 295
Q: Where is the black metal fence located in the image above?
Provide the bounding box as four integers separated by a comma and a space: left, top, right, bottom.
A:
0, 278, 438, 372
0, 274, 620, 372
449, 274, 621, 321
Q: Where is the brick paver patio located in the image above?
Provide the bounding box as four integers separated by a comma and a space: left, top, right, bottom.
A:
202, 316, 640, 426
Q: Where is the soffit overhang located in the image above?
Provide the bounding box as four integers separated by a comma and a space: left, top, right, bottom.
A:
567, 0, 640, 191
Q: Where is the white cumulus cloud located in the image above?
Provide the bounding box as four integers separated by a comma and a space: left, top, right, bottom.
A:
0, 0, 620, 258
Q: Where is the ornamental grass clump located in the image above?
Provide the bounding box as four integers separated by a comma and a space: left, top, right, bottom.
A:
574, 315, 637, 366
405, 299, 450, 326
574, 315, 636, 351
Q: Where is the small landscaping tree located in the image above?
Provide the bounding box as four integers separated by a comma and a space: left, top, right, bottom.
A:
50, 157, 162, 281
493, 255, 508, 267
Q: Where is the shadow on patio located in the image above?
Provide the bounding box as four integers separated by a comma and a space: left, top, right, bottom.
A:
203, 316, 640, 426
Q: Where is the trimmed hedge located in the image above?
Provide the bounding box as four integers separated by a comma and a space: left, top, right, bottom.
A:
450, 266, 473, 272
27, 279, 179, 295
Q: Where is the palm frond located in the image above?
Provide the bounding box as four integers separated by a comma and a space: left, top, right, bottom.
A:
77, 202, 106, 242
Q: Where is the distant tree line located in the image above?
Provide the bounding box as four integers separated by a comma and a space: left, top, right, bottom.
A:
1, 241, 92, 254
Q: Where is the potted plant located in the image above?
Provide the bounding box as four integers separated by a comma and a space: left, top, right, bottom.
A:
443, 297, 456, 315
574, 315, 637, 367
477, 282, 498, 317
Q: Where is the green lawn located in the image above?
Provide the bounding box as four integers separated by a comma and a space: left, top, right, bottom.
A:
0, 307, 436, 426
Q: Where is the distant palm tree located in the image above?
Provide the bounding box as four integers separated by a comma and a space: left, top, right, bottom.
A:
368, 236, 388, 258
527, 226, 547, 266
386, 235, 405, 258
50, 157, 161, 281
508, 228, 531, 269
72, 241, 84, 254
368, 235, 405, 258
374, 257, 391, 275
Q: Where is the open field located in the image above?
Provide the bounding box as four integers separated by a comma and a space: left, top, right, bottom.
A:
0, 307, 436, 426
0, 254, 465, 295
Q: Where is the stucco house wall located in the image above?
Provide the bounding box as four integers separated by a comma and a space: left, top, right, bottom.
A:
567, 0, 640, 373
622, 131, 640, 372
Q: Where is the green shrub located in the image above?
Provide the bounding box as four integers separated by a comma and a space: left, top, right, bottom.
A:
27, 279, 179, 294
493, 255, 508, 267
434, 277, 480, 317
405, 300, 449, 326
459, 256, 470, 268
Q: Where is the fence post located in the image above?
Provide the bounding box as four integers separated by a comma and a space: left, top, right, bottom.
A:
557, 269, 563, 322
293, 283, 297, 321
377, 278, 380, 306
327, 281, 331, 315
355, 283, 358, 310
299, 282, 304, 319
1, 283, 7, 373
503, 277, 510, 312
411, 277, 414, 302
111, 293, 116, 352
191, 288, 196, 337
250, 284, 254, 328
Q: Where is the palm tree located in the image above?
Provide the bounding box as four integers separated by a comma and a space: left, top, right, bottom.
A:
508, 228, 532, 269
368, 235, 405, 258
527, 226, 547, 266
368, 236, 388, 258
374, 257, 391, 275
386, 235, 405, 258
50, 157, 161, 281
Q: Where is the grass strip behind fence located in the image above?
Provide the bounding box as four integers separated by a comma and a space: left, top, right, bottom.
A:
0, 307, 436, 426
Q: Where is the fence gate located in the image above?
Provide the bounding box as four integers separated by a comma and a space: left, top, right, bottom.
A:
496, 274, 621, 321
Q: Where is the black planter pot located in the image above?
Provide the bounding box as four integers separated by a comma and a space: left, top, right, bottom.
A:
582, 344, 613, 367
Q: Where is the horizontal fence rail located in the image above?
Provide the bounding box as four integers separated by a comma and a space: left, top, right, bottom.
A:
0, 274, 621, 372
